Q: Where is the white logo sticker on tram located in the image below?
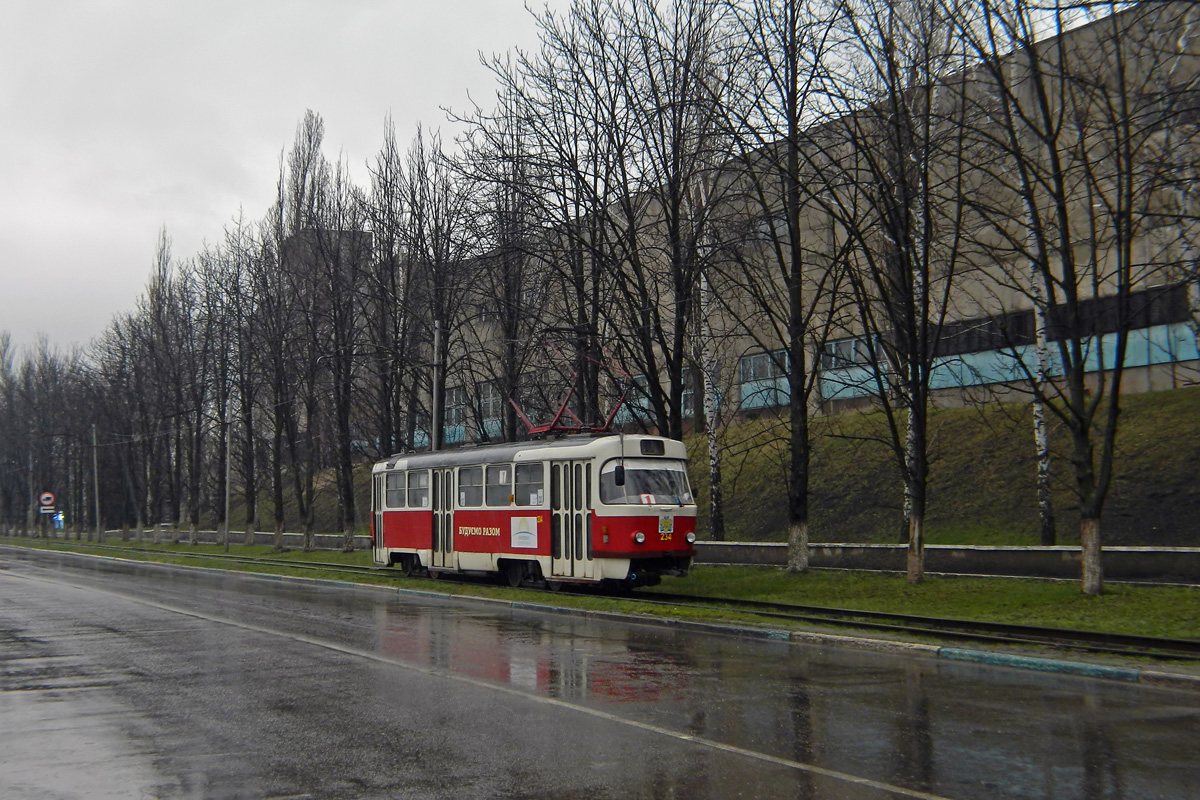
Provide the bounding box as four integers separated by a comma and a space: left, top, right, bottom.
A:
658, 516, 674, 534
511, 517, 538, 549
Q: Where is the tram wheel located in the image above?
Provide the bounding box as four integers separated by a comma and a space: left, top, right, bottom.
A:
503, 562, 524, 588
546, 580, 564, 592
400, 555, 416, 577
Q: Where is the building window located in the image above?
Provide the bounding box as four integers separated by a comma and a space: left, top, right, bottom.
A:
739, 350, 786, 383
412, 413, 430, 449
477, 381, 503, 440
444, 386, 466, 445
738, 349, 790, 409
930, 284, 1190, 360
445, 386, 466, 427
683, 366, 722, 419
618, 374, 653, 423
681, 367, 696, 418
821, 337, 874, 370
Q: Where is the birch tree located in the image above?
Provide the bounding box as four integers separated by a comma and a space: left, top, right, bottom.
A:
808, 0, 972, 583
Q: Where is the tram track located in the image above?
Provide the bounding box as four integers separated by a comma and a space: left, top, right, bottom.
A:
13, 540, 1200, 665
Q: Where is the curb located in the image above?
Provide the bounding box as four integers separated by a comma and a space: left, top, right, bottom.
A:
938, 647, 1139, 682
420, 585, 1200, 691
10, 544, 1200, 692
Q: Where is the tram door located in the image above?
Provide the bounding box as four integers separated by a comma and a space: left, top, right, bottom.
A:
431, 468, 455, 571
372, 473, 386, 565
550, 460, 593, 580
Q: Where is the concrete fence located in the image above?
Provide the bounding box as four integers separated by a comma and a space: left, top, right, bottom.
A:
7, 527, 1198, 582
694, 542, 1200, 582
1, 528, 372, 552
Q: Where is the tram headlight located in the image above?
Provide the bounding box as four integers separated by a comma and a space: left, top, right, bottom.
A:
685, 532, 696, 544
633, 532, 646, 544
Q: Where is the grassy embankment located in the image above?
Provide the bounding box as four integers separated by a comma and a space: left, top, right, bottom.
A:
204, 385, 1198, 546
687, 385, 1200, 546
5, 537, 1199, 643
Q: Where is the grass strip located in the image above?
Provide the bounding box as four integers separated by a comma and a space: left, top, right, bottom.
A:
4, 537, 1198, 643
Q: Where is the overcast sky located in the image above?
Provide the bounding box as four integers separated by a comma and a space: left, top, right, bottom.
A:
0, 0, 557, 356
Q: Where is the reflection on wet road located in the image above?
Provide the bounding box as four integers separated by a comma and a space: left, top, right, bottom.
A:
2, 546, 1198, 799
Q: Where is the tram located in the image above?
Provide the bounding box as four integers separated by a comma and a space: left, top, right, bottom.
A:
370, 433, 697, 590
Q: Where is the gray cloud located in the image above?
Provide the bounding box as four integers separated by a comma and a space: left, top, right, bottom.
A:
0, 0, 549, 353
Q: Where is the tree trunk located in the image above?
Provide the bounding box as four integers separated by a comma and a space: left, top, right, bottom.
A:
906, 513, 924, 585
303, 516, 314, 552
787, 521, 810, 573
1080, 517, 1103, 596
1033, 396, 1056, 546
1030, 252, 1057, 545
272, 404, 285, 552
699, 271, 724, 541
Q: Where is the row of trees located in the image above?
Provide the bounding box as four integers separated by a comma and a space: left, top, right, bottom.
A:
1, 0, 1196, 595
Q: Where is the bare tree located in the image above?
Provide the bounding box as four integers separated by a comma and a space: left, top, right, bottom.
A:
219, 210, 263, 544
947, 0, 1200, 593
454, 79, 559, 442
804, 0, 973, 583
717, 0, 849, 567
362, 116, 421, 455
305, 156, 371, 552
401, 126, 475, 450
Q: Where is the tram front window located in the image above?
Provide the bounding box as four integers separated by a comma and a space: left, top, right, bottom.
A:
599, 458, 693, 506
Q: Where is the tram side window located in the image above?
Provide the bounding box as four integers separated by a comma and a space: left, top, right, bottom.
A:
458, 466, 483, 506
385, 472, 406, 508
408, 470, 430, 508
486, 465, 512, 506
514, 463, 544, 507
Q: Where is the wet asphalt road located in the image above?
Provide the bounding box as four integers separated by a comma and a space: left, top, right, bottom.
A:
1, 547, 1199, 799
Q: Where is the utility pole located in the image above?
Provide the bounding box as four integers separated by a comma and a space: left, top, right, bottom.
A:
92, 424, 101, 542
27, 448, 34, 537
431, 319, 442, 452
223, 417, 232, 552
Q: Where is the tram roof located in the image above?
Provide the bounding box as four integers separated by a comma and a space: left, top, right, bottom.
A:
372, 433, 679, 472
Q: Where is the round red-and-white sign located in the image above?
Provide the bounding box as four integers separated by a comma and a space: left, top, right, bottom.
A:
39, 492, 55, 507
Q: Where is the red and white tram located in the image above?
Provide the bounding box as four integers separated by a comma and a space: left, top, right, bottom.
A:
370, 433, 697, 589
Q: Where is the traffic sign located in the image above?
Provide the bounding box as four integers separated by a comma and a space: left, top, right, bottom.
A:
39, 491, 55, 507
39, 506, 56, 515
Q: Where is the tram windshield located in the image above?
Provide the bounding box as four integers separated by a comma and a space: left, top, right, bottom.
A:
599, 458, 693, 506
